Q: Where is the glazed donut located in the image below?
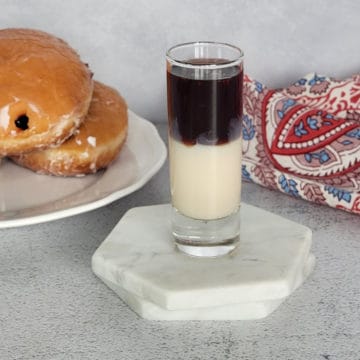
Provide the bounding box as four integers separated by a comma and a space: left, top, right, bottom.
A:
11, 81, 128, 176
0, 28, 93, 156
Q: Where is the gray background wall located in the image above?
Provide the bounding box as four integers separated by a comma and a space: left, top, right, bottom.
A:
0, 0, 359, 122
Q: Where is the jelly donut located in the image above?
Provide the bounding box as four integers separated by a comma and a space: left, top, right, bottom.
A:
0, 28, 93, 155
11, 81, 128, 176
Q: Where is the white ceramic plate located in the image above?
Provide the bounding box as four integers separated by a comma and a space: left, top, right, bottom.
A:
0, 111, 167, 228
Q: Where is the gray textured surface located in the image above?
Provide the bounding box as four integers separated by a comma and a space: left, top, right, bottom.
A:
0, 0, 359, 122
1, 124, 360, 360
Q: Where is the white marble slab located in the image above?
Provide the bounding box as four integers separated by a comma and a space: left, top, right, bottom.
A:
96, 254, 314, 320
92, 203, 314, 312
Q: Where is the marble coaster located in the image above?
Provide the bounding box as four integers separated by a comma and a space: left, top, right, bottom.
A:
92, 203, 314, 319
96, 254, 314, 320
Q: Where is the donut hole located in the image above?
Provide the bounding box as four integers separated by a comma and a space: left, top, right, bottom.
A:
14, 114, 29, 130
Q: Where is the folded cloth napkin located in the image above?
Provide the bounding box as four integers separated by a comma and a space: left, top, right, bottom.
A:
242, 73, 360, 215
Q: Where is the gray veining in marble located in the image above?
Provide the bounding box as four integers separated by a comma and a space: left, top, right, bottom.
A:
96, 253, 314, 321
92, 203, 314, 312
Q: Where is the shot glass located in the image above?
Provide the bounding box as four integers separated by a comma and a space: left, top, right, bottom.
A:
166, 41, 244, 257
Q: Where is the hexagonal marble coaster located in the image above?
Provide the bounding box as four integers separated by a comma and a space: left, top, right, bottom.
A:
95, 254, 314, 320
92, 203, 315, 319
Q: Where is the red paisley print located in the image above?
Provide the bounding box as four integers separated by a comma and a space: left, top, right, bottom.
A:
242, 73, 360, 215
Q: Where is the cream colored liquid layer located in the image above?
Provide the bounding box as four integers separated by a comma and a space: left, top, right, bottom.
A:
169, 137, 242, 220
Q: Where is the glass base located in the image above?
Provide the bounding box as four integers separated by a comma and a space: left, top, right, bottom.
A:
172, 207, 240, 257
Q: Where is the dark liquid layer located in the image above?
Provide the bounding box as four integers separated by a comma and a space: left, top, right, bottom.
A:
167, 58, 243, 146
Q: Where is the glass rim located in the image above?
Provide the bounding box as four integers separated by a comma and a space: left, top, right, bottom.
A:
166, 41, 244, 69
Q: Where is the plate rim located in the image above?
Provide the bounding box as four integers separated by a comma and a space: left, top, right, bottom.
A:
0, 110, 167, 228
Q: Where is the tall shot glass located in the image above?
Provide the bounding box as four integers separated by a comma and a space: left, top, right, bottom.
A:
166, 42, 244, 257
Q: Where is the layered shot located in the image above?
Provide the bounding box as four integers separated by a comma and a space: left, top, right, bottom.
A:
166, 42, 244, 257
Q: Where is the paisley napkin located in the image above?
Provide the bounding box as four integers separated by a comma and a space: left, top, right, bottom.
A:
242, 73, 360, 215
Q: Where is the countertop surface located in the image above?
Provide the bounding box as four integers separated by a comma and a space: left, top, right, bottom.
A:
1, 124, 360, 360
